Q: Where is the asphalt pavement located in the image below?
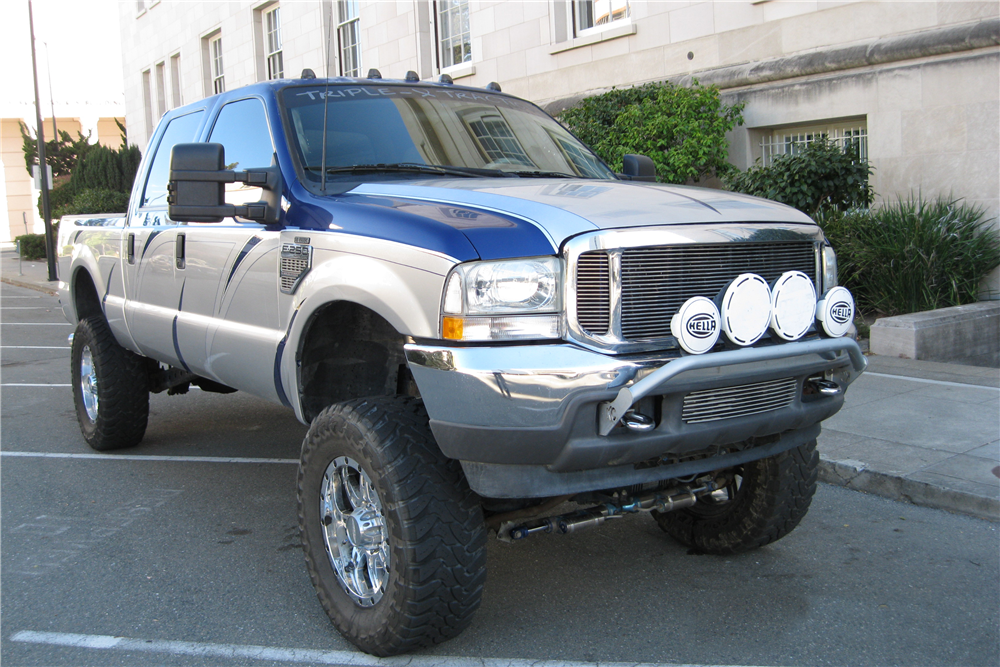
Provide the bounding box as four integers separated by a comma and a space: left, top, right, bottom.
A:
1, 270, 997, 667
4, 245, 997, 521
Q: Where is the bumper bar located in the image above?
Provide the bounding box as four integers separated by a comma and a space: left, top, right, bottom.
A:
598, 337, 867, 435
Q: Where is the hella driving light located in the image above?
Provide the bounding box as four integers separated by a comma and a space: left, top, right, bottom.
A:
816, 286, 855, 338
770, 271, 818, 341
441, 257, 563, 341
719, 273, 772, 346
670, 296, 721, 355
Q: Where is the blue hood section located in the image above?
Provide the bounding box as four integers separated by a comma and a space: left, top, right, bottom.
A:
291, 178, 816, 263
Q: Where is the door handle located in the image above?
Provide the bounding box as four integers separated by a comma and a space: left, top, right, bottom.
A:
175, 233, 186, 269
127, 233, 135, 264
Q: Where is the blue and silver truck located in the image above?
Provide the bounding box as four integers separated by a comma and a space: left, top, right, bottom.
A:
58, 72, 866, 656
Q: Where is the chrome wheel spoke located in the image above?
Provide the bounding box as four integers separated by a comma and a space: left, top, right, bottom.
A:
79, 345, 99, 423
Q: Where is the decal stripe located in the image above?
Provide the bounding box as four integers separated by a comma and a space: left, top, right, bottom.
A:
141, 230, 161, 259
101, 264, 115, 308
172, 280, 191, 373
272, 308, 298, 408
225, 235, 262, 292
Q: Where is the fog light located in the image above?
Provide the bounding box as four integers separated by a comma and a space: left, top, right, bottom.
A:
670, 296, 720, 355
816, 286, 855, 338
770, 271, 817, 341
719, 274, 772, 346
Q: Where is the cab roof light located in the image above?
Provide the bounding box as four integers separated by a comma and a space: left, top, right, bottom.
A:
301, 68, 317, 80
405, 70, 420, 82
486, 82, 502, 92
439, 73, 454, 84
367, 68, 382, 79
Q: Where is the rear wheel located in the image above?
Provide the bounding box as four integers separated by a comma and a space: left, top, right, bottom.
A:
298, 396, 487, 656
71, 316, 150, 451
653, 439, 819, 555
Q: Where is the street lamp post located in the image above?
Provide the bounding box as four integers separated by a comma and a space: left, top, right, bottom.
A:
28, 0, 57, 282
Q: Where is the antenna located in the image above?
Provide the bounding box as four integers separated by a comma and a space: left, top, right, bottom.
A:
320, 4, 333, 193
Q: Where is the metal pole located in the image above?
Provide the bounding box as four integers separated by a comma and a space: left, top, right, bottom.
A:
28, 0, 57, 281
44, 41, 57, 141
18, 240, 24, 276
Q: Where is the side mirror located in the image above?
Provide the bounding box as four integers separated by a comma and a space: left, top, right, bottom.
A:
167, 143, 283, 224
620, 154, 657, 183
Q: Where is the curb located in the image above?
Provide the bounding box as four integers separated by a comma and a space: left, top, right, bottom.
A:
0, 276, 57, 296
818, 458, 999, 522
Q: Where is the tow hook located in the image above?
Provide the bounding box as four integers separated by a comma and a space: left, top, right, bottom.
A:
806, 378, 842, 396
498, 482, 718, 542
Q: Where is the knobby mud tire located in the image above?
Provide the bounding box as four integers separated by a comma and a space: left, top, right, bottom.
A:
71, 316, 150, 451
653, 439, 819, 555
297, 396, 487, 656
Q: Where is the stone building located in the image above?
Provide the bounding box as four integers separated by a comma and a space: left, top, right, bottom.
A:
120, 0, 998, 287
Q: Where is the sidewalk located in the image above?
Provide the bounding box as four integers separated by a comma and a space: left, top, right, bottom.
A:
3, 247, 998, 520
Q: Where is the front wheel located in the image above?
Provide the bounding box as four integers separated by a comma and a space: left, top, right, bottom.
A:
71, 316, 150, 451
653, 439, 819, 555
298, 396, 487, 656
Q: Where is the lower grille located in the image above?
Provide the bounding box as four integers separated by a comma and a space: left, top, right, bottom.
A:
681, 377, 797, 424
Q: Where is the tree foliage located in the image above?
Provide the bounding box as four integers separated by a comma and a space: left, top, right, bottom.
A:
20, 123, 95, 178
559, 81, 745, 184
725, 138, 873, 216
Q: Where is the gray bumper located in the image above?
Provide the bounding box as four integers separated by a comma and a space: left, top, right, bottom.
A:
405, 337, 866, 497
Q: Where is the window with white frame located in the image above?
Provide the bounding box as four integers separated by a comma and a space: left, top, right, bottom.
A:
338, 0, 361, 77
170, 53, 182, 108
465, 113, 534, 168
437, 0, 471, 69
210, 34, 225, 94
264, 5, 283, 80
760, 119, 868, 167
575, 0, 630, 35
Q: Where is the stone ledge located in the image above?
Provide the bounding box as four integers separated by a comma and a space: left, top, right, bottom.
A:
869, 301, 1000, 367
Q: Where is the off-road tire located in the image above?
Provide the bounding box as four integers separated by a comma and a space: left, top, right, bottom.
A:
298, 396, 487, 656
71, 316, 150, 451
653, 439, 819, 555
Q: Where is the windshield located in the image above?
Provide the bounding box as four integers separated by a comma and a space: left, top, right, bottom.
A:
280, 84, 615, 185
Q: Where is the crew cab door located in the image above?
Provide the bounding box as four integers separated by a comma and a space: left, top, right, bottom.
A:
123, 109, 205, 368
175, 97, 284, 399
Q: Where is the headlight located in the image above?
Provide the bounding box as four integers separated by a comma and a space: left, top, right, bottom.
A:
822, 245, 838, 290
441, 257, 563, 341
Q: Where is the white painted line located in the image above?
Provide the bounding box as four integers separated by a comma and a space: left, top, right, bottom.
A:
9, 630, 758, 667
0, 322, 71, 325
1, 346, 69, 349
1, 383, 71, 387
865, 372, 1000, 392
1, 306, 52, 309
2, 451, 298, 464
0, 296, 43, 298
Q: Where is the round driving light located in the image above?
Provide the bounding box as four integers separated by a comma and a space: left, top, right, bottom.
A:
816, 286, 855, 337
770, 271, 817, 341
670, 296, 721, 355
719, 273, 772, 346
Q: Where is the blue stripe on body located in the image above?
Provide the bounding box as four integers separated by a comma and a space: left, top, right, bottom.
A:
225, 236, 262, 292
172, 280, 191, 373
272, 309, 298, 408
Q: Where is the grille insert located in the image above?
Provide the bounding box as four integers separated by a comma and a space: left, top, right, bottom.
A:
681, 377, 797, 424
280, 243, 312, 294
576, 252, 610, 335
620, 241, 816, 340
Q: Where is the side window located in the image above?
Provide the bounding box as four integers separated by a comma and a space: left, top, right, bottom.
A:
141, 110, 205, 208
209, 98, 275, 170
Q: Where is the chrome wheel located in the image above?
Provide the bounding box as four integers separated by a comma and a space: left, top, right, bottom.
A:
79, 345, 99, 422
320, 456, 389, 607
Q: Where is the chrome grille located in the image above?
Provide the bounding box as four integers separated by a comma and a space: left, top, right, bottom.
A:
682, 377, 798, 424
576, 252, 610, 335
620, 242, 816, 340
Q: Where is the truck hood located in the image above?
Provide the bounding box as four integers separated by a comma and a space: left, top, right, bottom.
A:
349, 178, 815, 258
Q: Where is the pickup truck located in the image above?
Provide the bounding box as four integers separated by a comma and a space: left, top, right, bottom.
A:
57, 71, 866, 656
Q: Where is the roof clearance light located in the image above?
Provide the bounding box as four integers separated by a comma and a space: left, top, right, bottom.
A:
719, 273, 772, 346
670, 296, 721, 355
770, 271, 817, 341
816, 286, 855, 338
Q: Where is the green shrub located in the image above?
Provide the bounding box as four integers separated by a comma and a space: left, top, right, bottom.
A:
14, 234, 48, 260
816, 196, 1000, 316
71, 143, 142, 194
59, 188, 131, 216
726, 139, 873, 216
43, 181, 79, 218
559, 81, 745, 183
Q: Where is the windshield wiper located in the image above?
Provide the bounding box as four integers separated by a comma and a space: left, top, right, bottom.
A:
511, 170, 577, 178
310, 163, 507, 178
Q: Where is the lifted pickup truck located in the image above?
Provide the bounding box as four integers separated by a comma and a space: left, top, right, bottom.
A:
58, 71, 865, 656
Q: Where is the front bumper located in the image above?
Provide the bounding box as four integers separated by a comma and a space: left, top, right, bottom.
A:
405, 336, 866, 497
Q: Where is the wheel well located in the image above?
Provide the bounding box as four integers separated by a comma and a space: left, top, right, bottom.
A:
296, 301, 415, 423
73, 269, 103, 323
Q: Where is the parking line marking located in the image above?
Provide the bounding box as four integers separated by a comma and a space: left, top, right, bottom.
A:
1, 346, 69, 349
865, 372, 1000, 391
2, 451, 298, 464
0, 322, 71, 325
1, 383, 71, 387
10, 630, 754, 667
1, 306, 52, 309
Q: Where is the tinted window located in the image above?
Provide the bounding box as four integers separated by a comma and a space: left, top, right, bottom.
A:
141, 110, 205, 207
209, 98, 275, 170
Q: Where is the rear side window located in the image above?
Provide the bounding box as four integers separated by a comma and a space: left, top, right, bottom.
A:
141, 110, 205, 208
208, 98, 274, 170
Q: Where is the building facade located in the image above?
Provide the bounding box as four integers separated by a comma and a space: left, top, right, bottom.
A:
121, 0, 999, 289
